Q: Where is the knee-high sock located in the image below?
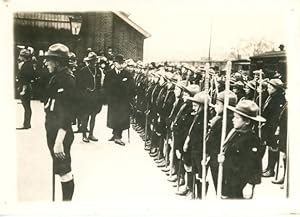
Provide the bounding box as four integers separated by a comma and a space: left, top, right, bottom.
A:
61, 179, 74, 201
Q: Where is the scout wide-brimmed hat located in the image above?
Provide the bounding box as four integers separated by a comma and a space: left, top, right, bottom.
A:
126, 58, 136, 67
186, 91, 210, 104
44, 43, 70, 59
173, 80, 190, 94
85, 52, 98, 61
253, 69, 264, 76
216, 90, 238, 106
186, 84, 201, 96
227, 100, 266, 122
232, 81, 245, 89
267, 78, 285, 90
19, 48, 31, 58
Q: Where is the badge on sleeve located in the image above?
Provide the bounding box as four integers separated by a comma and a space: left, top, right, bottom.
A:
57, 88, 64, 93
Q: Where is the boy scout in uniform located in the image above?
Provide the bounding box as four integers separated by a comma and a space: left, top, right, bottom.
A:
43, 43, 76, 201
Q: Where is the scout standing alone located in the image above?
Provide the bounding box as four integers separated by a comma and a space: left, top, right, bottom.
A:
44, 43, 76, 201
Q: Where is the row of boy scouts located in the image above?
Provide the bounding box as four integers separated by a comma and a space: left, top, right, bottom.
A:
128, 60, 287, 199
16, 43, 287, 201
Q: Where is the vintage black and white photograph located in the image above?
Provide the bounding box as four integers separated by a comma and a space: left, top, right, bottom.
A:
1, 0, 300, 215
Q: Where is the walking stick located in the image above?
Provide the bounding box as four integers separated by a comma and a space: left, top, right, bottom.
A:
216, 61, 231, 199
128, 128, 130, 144
52, 162, 55, 201
258, 70, 263, 139
201, 63, 210, 199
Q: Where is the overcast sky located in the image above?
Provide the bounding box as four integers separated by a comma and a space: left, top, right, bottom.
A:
8, 0, 300, 61
128, 0, 298, 61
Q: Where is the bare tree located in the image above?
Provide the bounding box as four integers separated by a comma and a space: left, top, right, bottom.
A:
228, 38, 274, 59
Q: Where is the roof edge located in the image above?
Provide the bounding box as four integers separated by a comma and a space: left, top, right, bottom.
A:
113, 11, 151, 38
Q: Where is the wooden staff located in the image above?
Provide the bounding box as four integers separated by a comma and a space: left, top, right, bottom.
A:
285, 133, 289, 197
258, 69, 263, 139
128, 128, 130, 144
210, 72, 214, 99
201, 63, 210, 199
52, 162, 55, 201
144, 66, 150, 147
177, 154, 183, 191
216, 61, 231, 198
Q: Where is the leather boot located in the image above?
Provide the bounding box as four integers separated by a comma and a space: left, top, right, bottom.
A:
272, 158, 286, 184
196, 181, 209, 199
262, 149, 279, 177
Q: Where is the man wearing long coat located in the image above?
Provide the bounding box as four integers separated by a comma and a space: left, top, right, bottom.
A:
103, 54, 135, 146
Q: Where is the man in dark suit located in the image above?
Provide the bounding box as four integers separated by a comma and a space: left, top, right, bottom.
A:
103, 54, 135, 146
16, 48, 35, 129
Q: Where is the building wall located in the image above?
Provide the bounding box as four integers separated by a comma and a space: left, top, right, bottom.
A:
112, 15, 144, 61
14, 12, 146, 61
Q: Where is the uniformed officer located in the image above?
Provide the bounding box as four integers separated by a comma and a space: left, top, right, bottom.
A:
76, 51, 104, 142
16, 48, 35, 129
43, 43, 76, 201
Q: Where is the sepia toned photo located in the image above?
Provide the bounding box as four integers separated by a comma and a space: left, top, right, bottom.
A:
1, 0, 300, 215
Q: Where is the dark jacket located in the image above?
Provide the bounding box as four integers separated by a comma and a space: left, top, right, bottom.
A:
222, 129, 262, 198
261, 91, 286, 142
44, 67, 76, 133
172, 102, 194, 152
187, 111, 206, 153
278, 102, 288, 153
206, 112, 234, 158
18, 60, 35, 98
75, 65, 104, 114
103, 68, 135, 130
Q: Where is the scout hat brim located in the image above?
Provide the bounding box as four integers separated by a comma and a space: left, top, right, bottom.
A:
227, 105, 266, 122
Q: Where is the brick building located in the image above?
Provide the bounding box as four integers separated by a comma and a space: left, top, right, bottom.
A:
14, 11, 151, 61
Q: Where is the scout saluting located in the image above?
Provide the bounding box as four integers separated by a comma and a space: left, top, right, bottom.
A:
219, 100, 266, 199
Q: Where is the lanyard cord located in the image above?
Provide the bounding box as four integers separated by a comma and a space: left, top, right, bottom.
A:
87, 66, 96, 91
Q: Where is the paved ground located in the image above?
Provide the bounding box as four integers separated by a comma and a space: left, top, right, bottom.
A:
16, 100, 286, 203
